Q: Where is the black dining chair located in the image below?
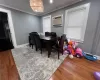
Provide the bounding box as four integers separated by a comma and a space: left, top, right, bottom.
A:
51, 37, 61, 59
29, 32, 38, 49
51, 32, 57, 37
29, 33, 35, 49
45, 32, 51, 37
33, 33, 42, 54
59, 34, 68, 55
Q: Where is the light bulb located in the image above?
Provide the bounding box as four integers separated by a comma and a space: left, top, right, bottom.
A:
50, 0, 53, 4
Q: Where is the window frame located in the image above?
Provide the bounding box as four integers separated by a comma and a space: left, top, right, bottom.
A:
64, 3, 90, 42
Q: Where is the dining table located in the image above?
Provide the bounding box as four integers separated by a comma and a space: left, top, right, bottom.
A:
39, 34, 57, 58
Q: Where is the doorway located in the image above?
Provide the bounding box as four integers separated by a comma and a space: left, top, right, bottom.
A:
0, 12, 14, 51
43, 15, 51, 33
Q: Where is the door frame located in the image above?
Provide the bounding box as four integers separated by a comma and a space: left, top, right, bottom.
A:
0, 8, 17, 48
64, 3, 90, 41
42, 15, 51, 33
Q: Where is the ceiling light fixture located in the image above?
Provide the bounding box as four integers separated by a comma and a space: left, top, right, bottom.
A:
30, 0, 44, 12
50, 0, 53, 4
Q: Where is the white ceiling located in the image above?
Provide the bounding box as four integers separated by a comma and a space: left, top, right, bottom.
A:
0, 0, 82, 16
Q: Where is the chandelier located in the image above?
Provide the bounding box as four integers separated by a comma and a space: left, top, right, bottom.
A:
30, 0, 44, 12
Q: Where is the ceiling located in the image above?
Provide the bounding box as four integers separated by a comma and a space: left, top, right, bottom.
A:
0, 0, 82, 16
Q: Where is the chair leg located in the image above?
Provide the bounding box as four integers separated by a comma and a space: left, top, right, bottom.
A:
29, 44, 31, 47
41, 48, 42, 54
36, 47, 38, 51
62, 52, 63, 55
32, 45, 33, 49
58, 51, 60, 59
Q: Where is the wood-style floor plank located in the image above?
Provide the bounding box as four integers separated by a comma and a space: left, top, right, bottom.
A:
49, 57, 100, 80
0, 50, 100, 80
0, 50, 19, 80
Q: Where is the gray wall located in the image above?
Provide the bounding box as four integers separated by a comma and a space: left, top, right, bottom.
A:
0, 6, 41, 45
92, 13, 100, 56
11, 10, 41, 45
41, 0, 100, 54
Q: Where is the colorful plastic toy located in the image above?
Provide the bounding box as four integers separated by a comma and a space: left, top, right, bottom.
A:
82, 52, 97, 61
94, 72, 100, 80
75, 48, 83, 58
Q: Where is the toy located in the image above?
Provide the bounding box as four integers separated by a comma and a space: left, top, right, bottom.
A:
94, 72, 100, 80
67, 45, 75, 55
82, 52, 97, 61
67, 41, 83, 58
67, 41, 75, 55
63, 41, 68, 55
75, 48, 83, 58
69, 54, 74, 59
63, 40, 83, 58
63, 50, 68, 55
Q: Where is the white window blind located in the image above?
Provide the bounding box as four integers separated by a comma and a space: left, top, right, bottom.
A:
64, 3, 90, 41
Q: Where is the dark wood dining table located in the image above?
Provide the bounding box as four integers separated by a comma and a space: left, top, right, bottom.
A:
40, 34, 57, 58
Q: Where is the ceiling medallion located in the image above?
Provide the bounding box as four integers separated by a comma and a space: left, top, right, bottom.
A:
30, 0, 44, 12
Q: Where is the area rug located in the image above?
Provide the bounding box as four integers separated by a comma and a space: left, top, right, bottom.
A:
12, 46, 67, 80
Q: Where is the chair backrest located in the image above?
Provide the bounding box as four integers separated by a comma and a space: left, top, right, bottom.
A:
59, 34, 68, 53
33, 33, 42, 48
29, 32, 38, 44
29, 33, 35, 44
45, 32, 51, 37
51, 32, 57, 37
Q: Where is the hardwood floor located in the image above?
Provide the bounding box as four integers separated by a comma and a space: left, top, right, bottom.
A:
0, 50, 19, 80
49, 57, 100, 80
0, 50, 100, 80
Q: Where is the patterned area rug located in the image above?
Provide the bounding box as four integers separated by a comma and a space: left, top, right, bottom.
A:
12, 46, 67, 80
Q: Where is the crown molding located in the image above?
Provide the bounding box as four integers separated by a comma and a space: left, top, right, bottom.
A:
39, 0, 83, 16
0, 4, 37, 16
0, 0, 83, 16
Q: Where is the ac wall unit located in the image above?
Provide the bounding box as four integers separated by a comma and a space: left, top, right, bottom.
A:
52, 15, 63, 27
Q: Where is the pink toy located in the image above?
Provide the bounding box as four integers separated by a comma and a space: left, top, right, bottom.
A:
63, 50, 68, 55
75, 48, 83, 58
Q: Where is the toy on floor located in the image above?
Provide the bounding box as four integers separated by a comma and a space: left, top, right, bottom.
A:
69, 54, 74, 59
63, 40, 75, 59
82, 52, 97, 61
67, 41, 75, 55
94, 72, 100, 80
63, 40, 83, 58
63, 41, 68, 55
75, 48, 83, 58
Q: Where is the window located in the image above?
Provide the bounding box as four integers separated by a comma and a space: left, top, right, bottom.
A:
43, 15, 51, 33
64, 3, 90, 42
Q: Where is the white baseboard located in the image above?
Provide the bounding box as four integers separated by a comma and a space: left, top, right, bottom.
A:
16, 43, 29, 48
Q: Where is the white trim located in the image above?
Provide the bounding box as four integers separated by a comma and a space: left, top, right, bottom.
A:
52, 14, 63, 26
42, 15, 51, 33
64, 3, 90, 42
0, 8, 17, 48
0, 4, 37, 16
16, 43, 29, 48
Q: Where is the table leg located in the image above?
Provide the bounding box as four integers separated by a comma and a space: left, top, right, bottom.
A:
46, 41, 52, 58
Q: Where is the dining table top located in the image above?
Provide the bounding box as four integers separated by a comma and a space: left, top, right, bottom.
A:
40, 34, 57, 41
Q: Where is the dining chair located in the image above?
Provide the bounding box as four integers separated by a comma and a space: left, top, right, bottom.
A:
29, 33, 35, 49
51, 32, 57, 37
59, 34, 68, 55
29, 32, 38, 49
51, 36, 65, 59
45, 32, 51, 37
33, 33, 42, 54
